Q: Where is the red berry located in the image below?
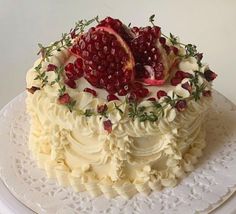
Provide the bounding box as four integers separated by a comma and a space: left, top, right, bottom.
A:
175, 100, 187, 112
83, 88, 97, 97
171, 78, 182, 86
65, 79, 77, 89
103, 119, 112, 133
147, 97, 156, 102
47, 64, 57, 71
107, 94, 119, 101
204, 70, 217, 82
203, 90, 212, 97
58, 93, 71, 105
157, 90, 167, 99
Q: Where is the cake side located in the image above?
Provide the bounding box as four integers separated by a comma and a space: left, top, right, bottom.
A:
26, 50, 211, 199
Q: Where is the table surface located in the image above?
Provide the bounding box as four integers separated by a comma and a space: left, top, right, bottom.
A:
0, 0, 235, 213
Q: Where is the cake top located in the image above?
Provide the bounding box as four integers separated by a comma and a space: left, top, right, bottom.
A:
27, 15, 217, 132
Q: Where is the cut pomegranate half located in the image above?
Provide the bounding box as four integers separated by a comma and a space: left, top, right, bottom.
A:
71, 25, 135, 94
131, 27, 179, 86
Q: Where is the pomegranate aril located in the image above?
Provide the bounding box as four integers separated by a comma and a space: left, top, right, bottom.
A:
106, 84, 116, 94
175, 70, 192, 79
171, 78, 182, 86
175, 100, 187, 112
127, 92, 138, 102
65, 79, 77, 89
181, 82, 192, 92
204, 70, 217, 81
65, 63, 75, 72
203, 90, 212, 97
171, 46, 179, 55
74, 58, 83, 69
118, 88, 129, 96
47, 64, 57, 71
132, 82, 143, 89
83, 88, 97, 97
136, 88, 149, 98
157, 90, 167, 99
97, 104, 108, 114
107, 94, 119, 101
27, 86, 40, 94
103, 119, 112, 133
58, 93, 71, 105
147, 97, 156, 102
159, 37, 166, 45
196, 53, 203, 61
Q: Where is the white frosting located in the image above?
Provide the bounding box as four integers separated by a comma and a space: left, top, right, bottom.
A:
26, 47, 212, 199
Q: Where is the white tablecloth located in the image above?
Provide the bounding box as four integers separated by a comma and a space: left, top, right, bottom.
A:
0, 0, 235, 213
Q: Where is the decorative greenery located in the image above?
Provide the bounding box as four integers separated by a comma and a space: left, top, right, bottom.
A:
31, 14, 211, 121
148, 14, 202, 60
34, 16, 99, 88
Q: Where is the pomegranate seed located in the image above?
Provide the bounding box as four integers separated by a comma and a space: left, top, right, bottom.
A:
175, 70, 192, 79
27, 86, 40, 94
152, 26, 161, 38
159, 37, 166, 45
136, 88, 149, 98
83, 88, 97, 97
65, 63, 75, 72
97, 104, 108, 114
175, 100, 187, 112
74, 58, 83, 69
65, 79, 77, 89
203, 90, 212, 97
157, 90, 167, 99
127, 92, 138, 102
164, 45, 171, 54
171, 78, 182, 86
204, 70, 217, 81
58, 93, 71, 105
196, 53, 203, 61
106, 84, 116, 94
147, 97, 156, 102
118, 88, 129, 96
181, 82, 192, 92
47, 64, 57, 71
107, 94, 119, 101
171, 46, 179, 55
103, 119, 112, 133
132, 82, 143, 89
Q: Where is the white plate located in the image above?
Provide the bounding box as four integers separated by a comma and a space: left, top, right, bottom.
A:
0, 91, 236, 214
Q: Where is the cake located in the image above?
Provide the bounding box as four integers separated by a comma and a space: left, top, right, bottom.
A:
26, 15, 217, 199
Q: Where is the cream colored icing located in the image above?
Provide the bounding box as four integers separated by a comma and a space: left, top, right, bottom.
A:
26, 46, 212, 199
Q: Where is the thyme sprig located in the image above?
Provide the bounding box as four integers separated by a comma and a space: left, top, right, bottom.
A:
37, 16, 99, 61
149, 14, 202, 59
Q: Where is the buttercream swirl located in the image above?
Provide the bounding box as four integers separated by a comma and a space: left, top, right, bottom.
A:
26, 47, 212, 199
